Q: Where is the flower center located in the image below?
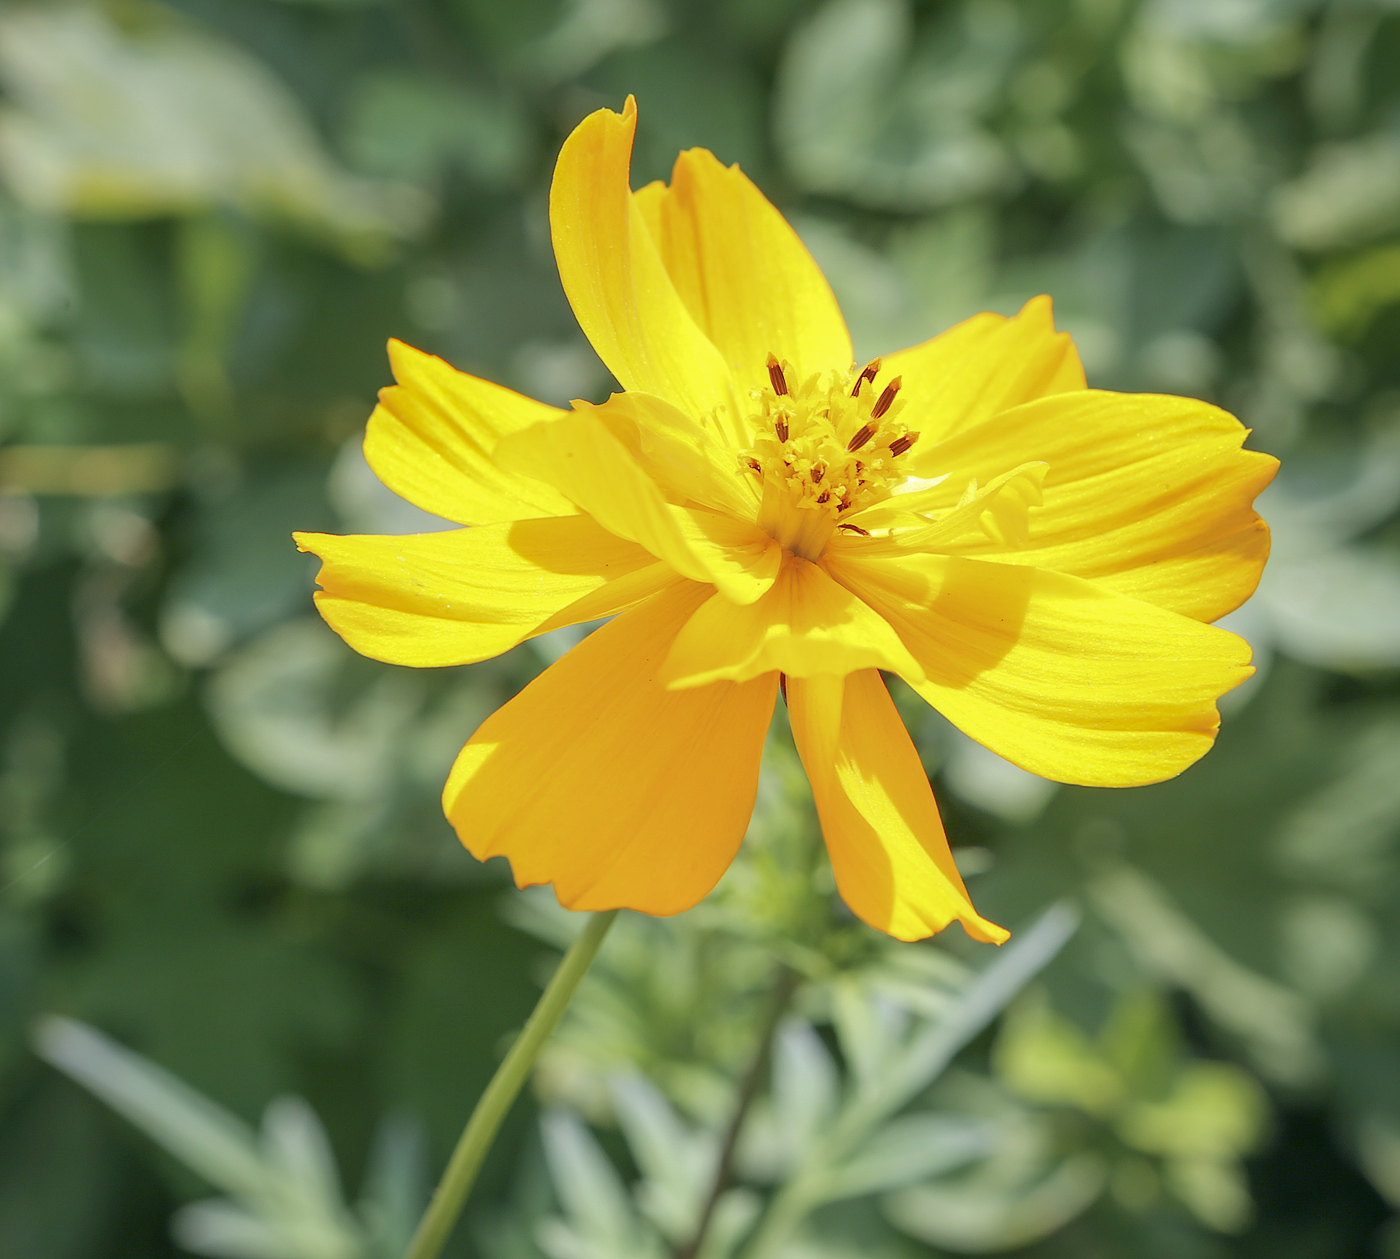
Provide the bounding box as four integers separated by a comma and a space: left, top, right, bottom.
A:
741, 354, 919, 560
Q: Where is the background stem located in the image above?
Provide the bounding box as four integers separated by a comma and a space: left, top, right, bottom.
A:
674, 967, 798, 1259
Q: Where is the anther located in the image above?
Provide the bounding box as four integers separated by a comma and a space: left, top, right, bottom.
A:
847, 423, 875, 452
838, 523, 870, 535
850, 357, 882, 397
812, 462, 825, 483
816, 490, 831, 504
766, 353, 788, 397
744, 455, 762, 472
775, 417, 789, 442
870, 376, 902, 420
888, 431, 919, 457
779, 673, 788, 705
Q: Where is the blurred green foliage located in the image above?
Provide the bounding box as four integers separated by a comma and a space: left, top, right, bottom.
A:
3, 0, 1400, 1256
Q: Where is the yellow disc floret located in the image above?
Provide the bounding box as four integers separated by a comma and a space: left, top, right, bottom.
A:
743, 353, 919, 559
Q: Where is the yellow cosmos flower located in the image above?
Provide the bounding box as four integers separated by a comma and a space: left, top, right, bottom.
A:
294, 98, 1276, 945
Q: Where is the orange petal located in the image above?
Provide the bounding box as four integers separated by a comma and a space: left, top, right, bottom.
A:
363, 340, 577, 526
444, 582, 778, 915
294, 517, 663, 667
920, 390, 1278, 622
660, 555, 924, 688
633, 148, 852, 394
550, 99, 737, 426
787, 671, 1008, 944
883, 296, 1085, 453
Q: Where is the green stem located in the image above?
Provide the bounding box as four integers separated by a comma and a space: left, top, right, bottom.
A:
403, 909, 619, 1259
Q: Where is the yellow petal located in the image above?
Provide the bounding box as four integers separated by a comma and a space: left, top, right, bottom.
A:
661, 555, 924, 688
550, 98, 737, 425
633, 148, 852, 393
592, 389, 759, 518
363, 340, 577, 526
787, 671, 1008, 944
922, 390, 1278, 622
293, 516, 658, 667
884, 296, 1085, 453
444, 582, 778, 915
830, 551, 1253, 787
495, 407, 780, 604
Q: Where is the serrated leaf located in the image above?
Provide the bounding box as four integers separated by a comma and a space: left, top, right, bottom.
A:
539, 1109, 645, 1256
609, 1073, 713, 1240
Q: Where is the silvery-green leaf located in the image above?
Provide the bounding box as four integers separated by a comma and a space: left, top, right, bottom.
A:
697, 1189, 761, 1259
941, 731, 1058, 824
773, 1019, 839, 1149
539, 1109, 649, 1256
823, 1114, 993, 1200
32, 1016, 269, 1204
775, 0, 1014, 212
609, 1073, 715, 1239
357, 1113, 427, 1259
874, 905, 1080, 1115
884, 1152, 1106, 1253
0, 4, 430, 244
1089, 866, 1322, 1086
1257, 548, 1400, 671
205, 617, 424, 802
830, 980, 907, 1095
1272, 133, 1400, 251
1272, 718, 1400, 892
171, 1200, 293, 1259
260, 1096, 361, 1244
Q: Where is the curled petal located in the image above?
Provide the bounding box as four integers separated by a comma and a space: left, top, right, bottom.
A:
550, 98, 737, 426
365, 340, 576, 526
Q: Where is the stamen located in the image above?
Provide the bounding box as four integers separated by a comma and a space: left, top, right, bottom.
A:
870, 376, 902, 420
888, 431, 919, 458
850, 357, 882, 396
847, 423, 875, 452
838, 523, 870, 535
767, 353, 788, 397
775, 417, 789, 442
744, 455, 762, 472
812, 462, 825, 483
816, 490, 830, 504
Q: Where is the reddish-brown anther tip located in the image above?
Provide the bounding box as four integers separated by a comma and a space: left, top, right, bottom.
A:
850, 357, 881, 396
767, 353, 788, 396
847, 423, 875, 453
871, 376, 902, 420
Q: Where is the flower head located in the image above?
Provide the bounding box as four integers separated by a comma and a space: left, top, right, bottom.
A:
295, 98, 1276, 943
